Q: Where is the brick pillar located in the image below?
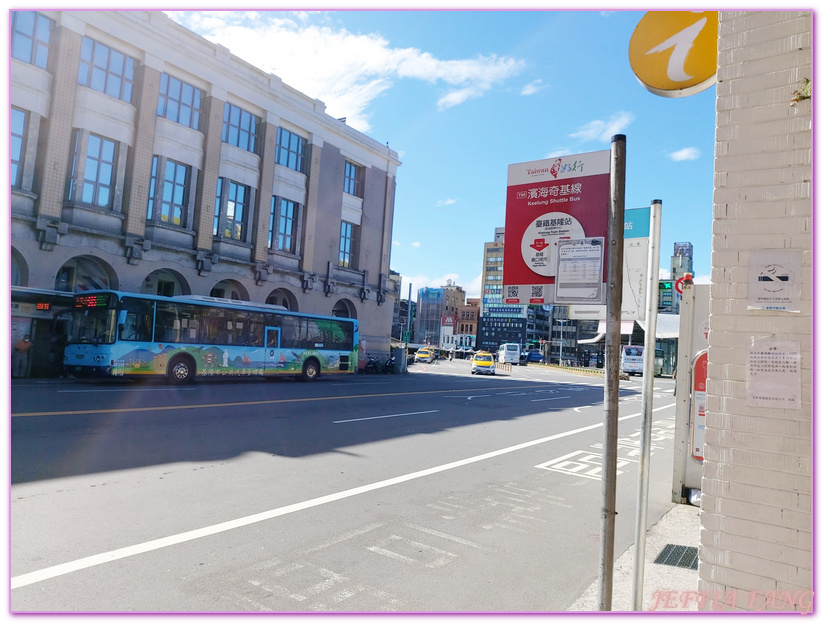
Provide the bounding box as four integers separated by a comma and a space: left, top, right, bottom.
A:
38, 25, 82, 220
301, 142, 321, 274
124, 64, 161, 238
253, 121, 277, 263
195, 95, 224, 251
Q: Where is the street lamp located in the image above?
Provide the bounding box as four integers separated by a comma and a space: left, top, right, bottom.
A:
557, 319, 567, 366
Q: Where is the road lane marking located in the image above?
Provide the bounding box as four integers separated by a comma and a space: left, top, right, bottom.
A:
57, 387, 196, 393
531, 395, 572, 402
11, 384, 560, 417
333, 410, 438, 424
10, 403, 674, 589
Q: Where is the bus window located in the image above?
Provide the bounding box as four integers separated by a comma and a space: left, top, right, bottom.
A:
155, 302, 204, 343
119, 297, 154, 341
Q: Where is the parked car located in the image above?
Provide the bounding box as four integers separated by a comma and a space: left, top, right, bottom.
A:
471, 352, 496, 375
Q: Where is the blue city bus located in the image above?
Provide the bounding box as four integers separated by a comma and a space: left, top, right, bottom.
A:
63, 290, 358, 383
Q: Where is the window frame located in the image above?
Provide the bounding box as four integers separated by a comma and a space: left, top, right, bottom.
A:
11, 11, 53, 70
344, 160, 363, 197
147, 155, 191, 227
214, 177, 250, 241
157, 73, 202, 131
67, 130, 118, 209
268, 196, 299, 254
338, 221, 358, 269
275, 127, 307, 174
77, 36, 136, 103
221, 102, 259, 154
11, 107, 27, 189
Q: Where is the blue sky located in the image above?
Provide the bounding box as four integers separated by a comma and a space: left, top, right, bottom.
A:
167, 9, 717, 299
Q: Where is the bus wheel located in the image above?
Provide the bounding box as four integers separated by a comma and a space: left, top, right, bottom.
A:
301, 358, 320, 382
167, 355, 196, 384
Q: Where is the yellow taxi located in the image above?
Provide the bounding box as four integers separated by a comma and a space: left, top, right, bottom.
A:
414, 347, 436, 364
471, 351, 496, 375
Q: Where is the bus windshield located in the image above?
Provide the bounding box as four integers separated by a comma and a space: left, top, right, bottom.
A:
67, 308, 118, 344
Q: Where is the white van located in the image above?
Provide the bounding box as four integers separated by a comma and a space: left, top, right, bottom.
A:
497, 343, 521, 365
620, 345, 665, 376
620, 345, 644, 376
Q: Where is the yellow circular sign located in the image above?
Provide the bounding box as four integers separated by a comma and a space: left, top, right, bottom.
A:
629, 11, 718, 98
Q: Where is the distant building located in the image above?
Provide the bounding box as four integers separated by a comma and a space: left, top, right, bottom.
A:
477, 227, 526, 350
413, 281, 465, 345
659, 242, 693, 313
477, 226, 553, 352
455, 298, 479, 349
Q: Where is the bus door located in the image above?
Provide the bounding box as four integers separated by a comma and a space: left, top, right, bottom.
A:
264, 327, 281, 370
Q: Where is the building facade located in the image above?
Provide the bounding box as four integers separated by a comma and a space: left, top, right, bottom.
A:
477, 227, 528, 351
412, 282, 465, 346
10, 10, 401, 374
699, 11, 811, 611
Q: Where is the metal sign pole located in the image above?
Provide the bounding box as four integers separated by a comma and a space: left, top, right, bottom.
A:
631, 199, 662, 610
598, 134, 626, 611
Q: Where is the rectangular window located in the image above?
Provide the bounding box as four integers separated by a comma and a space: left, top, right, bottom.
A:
160, 159, 189, 226
157, 73, 202, 130
222, 102, 258, 153
11, 11, 53, 69
215, 178, 248, 240
275, 198, 297, 253
344, 160, 363, 197
339, 221, 355, 268
275, 127, 307, 173
11, 108, 27, 189
77, 36, 135, 103
147, 156, 158, 220
81, 133, 116, 208
214, 178, 223, 236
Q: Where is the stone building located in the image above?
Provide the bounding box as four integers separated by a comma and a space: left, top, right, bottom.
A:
10, 10, 400, 375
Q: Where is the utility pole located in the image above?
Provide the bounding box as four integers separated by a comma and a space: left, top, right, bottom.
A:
598, 134, 626, 611
631, 199, 662, 610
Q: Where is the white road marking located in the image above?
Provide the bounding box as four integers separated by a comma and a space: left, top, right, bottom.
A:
57, 387, 196, 393
333, 410, 438, 424
10, 402, 674, 590
531, 395, 572, 402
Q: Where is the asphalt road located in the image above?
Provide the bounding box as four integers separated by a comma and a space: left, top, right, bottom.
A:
11, 361, 678, 612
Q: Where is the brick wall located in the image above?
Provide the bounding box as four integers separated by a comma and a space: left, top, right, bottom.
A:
700, 11, 812, 612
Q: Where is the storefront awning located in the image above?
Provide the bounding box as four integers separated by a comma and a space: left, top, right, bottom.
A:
595, 320, 636, 335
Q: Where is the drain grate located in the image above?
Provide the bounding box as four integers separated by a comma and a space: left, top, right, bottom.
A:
654, 544, 699, 570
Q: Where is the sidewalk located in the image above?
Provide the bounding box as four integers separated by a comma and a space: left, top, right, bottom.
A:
568, 503, 702, 612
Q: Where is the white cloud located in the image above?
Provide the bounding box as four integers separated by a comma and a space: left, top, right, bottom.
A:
166, 11, 524, 132
659, 268, 672, 280
669, 147, 701, 161
569, 111, 635, 142
464, 273, 483, 299
520, 79, 545, 96
392, 240, 401, 246
411, 241, 421, 248
397, 273, 471, 298
435, 198, 457, 207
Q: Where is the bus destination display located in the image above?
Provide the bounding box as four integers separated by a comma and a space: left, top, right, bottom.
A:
74, 293, 113, 309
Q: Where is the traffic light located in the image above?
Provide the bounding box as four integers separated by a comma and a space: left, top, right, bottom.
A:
659, 281, 672, 290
